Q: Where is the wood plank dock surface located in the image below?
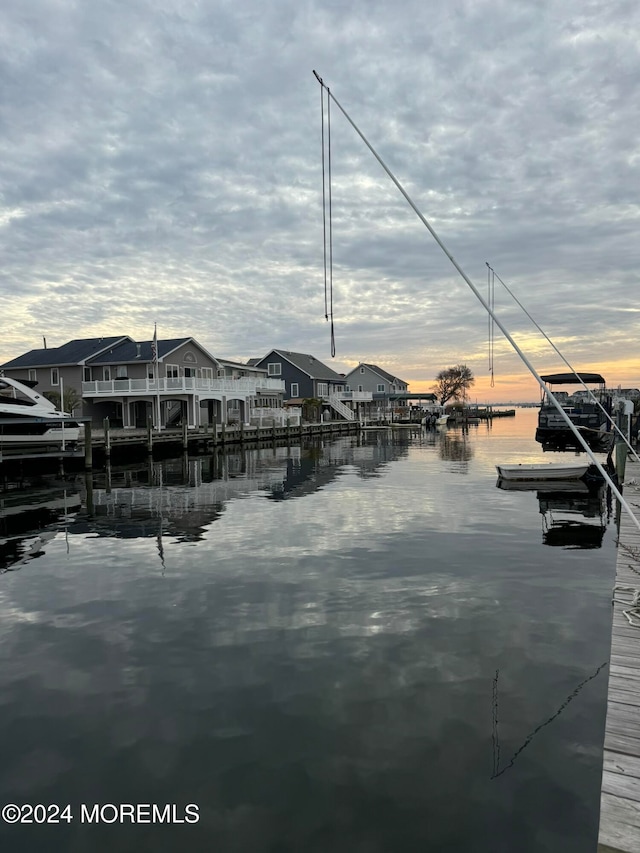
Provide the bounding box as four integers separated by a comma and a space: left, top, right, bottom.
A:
598, 456, 640, 853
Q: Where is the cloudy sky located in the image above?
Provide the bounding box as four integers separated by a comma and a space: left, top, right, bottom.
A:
2, 0, 639, 400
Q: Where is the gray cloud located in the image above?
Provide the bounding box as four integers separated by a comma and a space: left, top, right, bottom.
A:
1, 0, 639, 396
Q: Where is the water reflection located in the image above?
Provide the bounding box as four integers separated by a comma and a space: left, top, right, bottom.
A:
0, 434, 409, 571
0, 415, 616, 852
491, 662, 608, 779
0, 486, 82, 572
438, 430, 474, 468
497, 479, 609, 549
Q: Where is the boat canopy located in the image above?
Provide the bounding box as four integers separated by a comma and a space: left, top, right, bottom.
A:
540, 372, 606, 385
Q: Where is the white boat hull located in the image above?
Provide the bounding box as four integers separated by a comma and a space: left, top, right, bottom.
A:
0, 426, 82, 448
496, 462, 589, 481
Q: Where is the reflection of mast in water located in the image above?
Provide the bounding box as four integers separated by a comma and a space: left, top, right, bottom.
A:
152, 459, 166, 574
490, 662, 607, 779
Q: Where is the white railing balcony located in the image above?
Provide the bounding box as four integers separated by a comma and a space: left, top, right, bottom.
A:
250, 406, 302, 427
82, 377, 286, 397
335, 391, 373, 402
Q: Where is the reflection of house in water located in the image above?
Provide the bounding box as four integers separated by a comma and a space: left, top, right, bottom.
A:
82, 450, 294, 543
497, 479, 608, 549
0, 486, 82, 570
265, 435, 410, 499
438, 432, 474, 466
1, 435, 413, 567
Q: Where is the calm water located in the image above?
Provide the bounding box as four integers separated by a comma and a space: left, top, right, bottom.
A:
0, 410, 617, 852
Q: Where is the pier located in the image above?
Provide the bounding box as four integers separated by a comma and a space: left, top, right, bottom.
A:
0, 419, 364, 473
598, 457, 640, 853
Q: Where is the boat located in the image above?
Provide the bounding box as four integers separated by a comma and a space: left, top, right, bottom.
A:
422, 406, 449, 427
495, 462, 589, 481
0, 375, 83, 453
497, 478, 591, 493
535, 372, 613, 451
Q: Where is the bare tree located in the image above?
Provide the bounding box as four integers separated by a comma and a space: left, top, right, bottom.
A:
432, 365, 475, 406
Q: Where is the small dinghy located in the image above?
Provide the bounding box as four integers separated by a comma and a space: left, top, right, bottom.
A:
496, 462, 589, 481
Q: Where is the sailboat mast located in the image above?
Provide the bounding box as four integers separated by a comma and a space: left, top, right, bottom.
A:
313, 71, 640, 532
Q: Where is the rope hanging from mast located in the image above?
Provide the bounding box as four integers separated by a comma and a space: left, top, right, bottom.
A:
315, 70, 336, 357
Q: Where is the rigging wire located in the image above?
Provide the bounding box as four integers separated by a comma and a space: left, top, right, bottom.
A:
486, 262, 640, 464
488, 265, 495, 387
316, 70, 336, 357
311, 69, 640, 533
320, 82, 328, 320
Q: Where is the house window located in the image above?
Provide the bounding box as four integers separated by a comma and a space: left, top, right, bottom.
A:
184, 367, 196, 378
290, 383, 299, 398
317, 383, 328, 396
200, 367, 213, 380
51, 368, 59, 386
83, 367, 91, 382
358, 385, 363, 392
377, 384, 385, 392
166, 364, 179, 378
116, 366, 127, 378
103, 367, 111, 381
346, 385, 350, 392
29, 369, 37, 382
360, 366, 365, 374
267, 363, 281, 376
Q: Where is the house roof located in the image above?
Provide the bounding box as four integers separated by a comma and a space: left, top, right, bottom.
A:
259, 350, 344, 381
1, 337, 130, 369
87, 338, 194, 364
218, 357, 267, 373
355, 363, 408, 386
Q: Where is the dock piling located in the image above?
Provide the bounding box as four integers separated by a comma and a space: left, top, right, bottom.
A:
84, 421, 93, 469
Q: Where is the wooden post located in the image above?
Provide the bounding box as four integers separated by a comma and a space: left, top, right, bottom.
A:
103, 417, 111, 458
182, 421, 188, 450
615, 440, 627, 482
146, 419, 153, 453
220, 423, 226, 444
240, 421, 245, 443
84, 471, 94, 515
211, 418, 217, 447
84, 420, 93, 470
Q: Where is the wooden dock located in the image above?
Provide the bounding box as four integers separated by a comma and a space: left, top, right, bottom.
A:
598, 456, 640, 853
0, 419, 364, 473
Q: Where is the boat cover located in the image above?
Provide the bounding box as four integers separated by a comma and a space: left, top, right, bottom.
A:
540, 372, 606, 385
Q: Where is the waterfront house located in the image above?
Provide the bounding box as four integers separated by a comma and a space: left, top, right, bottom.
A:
344, 363, 413, 417
250, 350, 373, 421
344, 363, 409, 395
1, 337, 288, 428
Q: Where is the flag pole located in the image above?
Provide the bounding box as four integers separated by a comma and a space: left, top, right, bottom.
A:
153, 323, 162, 432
